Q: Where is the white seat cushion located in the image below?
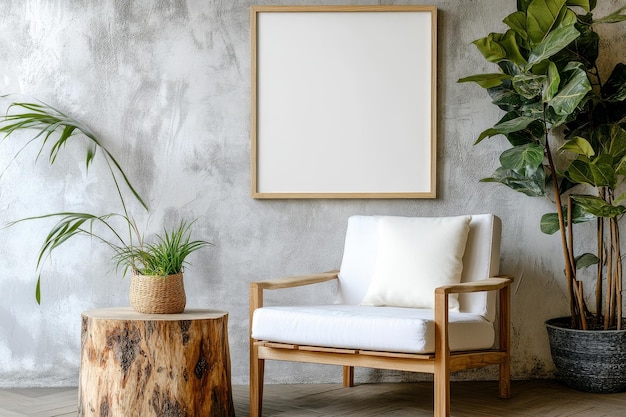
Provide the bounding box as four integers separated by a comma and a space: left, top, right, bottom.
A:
252, 304, 495, 354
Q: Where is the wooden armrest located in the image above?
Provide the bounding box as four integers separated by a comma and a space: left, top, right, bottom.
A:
435, 275, 513, 295
434, 275, 513, 354
250, 270, 339, 312
251, 270, 339, 291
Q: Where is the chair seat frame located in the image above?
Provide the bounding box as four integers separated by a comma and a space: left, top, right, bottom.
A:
250, 270, 512, 417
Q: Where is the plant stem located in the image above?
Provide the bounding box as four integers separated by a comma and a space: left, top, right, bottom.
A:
605, 213, 615, 330
568, 195, 588, 330
596, 189, 605, 326
611, 217, 622, 330
545, 128, 580, 328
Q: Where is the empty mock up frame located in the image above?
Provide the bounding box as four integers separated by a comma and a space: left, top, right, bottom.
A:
251, 5, 437, 199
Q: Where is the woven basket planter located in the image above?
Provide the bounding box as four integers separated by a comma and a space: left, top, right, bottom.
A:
546, 317, 626, 393
129, 272, 186, 314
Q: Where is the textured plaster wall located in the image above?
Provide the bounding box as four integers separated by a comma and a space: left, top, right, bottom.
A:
0, 0, 624, 388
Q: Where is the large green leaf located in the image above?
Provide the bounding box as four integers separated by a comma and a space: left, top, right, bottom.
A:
556, 20, 598, 68
498, 30, 528, 65
588, 154, 616, 188
613, 128, 626, 176
473, 31, 527, 65
526, 0, 568, 44
508, 120, 546, 146
472, 33, 509, 63
569, 204, 597, 223
458, 73, 512, 89
616, 154, 626, 176
486, 111, 545, 146
558, 175, 579, 195
567, 158, 594, 184
527, 23, 580, 65
540, 204, 595, 234
587, 124, 610, 154
499, 143, 545, 175
559, 136, 594, 157
513, 73, 546, 99
500, 30, 526, 66
547, 63, 591, 120
543, 61, 560, 102
602, 63, 626, 102
540, 212, 560, 234
566, 153, 616, 188
481, 166, 546, 196
519, 101, 547, 119
488, 83, 526, 111
571, 194, 626, 218
504, 11, 529, 46
476, 116, 539, 144
575, 253, 599, 269
606, 124, 626, 160
497, 60, 522, 77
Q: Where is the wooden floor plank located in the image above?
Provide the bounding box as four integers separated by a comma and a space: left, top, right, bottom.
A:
1, 381, 626, 417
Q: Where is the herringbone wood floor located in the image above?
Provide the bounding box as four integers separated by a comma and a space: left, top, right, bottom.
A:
1, 380, 626, 417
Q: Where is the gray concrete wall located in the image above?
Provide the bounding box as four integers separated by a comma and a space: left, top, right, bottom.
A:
0, 0, 624, 387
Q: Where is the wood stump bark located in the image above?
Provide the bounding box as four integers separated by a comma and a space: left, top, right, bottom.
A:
79, 308, 235, 417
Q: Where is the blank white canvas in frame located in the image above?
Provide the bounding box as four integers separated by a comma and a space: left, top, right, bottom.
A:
252, 7, 436, 198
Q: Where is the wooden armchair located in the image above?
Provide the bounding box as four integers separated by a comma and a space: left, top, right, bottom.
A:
250, 214, 512, 417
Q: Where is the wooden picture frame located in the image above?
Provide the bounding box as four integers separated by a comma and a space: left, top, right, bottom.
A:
251, 5, 437, 199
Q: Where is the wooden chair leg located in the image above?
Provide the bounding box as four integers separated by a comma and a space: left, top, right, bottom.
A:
434, 292, 451, 417
250, 342, 265, 417
499, 357, 511, 399
433, 363, 450, 417
498, 284, 511, 399
342, 366, 354, 387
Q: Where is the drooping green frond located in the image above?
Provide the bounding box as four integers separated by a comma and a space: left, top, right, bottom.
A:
0, 98, 148, 210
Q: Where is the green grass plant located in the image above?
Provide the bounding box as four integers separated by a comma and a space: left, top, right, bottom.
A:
0, 97, 211, 303
114, 220, 212, 276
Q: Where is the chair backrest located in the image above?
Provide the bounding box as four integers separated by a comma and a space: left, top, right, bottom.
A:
336, 214, 501, 321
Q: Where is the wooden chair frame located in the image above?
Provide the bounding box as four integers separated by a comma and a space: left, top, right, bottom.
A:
250, 271, 512, 417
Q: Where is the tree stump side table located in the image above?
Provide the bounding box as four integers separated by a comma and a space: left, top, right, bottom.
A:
78, 307, 235, 417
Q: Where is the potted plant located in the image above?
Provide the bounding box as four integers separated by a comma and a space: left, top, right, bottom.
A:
0, 98, 211, 313
121, 220, 212, 314
459, 0, 626, 392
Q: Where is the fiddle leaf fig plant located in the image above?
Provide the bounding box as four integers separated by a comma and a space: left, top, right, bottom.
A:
459, 0, 626, 330
1, 98, 210, 303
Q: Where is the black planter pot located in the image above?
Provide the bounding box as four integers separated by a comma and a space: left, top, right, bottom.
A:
546, 317, 626, 393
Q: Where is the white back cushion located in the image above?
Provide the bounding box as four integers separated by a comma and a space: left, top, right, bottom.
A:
361, 215, 471, 310
336, 214, 501, 320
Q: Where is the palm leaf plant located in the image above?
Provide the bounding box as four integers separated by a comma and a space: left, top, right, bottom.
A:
0, 98, 210, 303
459, 0, 626, 330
